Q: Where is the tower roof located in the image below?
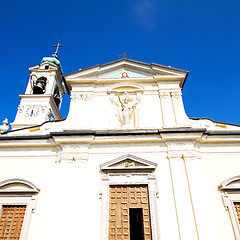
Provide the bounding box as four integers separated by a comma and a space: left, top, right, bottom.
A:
41, 55, 63, 74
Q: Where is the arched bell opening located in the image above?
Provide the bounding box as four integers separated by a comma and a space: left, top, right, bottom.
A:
32, 77, 47, 94
53, 85, 61, 108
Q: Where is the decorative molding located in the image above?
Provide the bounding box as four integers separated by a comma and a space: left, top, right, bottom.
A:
0, 178, 39, 193
41, 105, 48, 113
108, 82, 145, 94
219, 175, 240, 190
71, 92, 93, 101
18, 105, 24, 113
109, 95, 118, 105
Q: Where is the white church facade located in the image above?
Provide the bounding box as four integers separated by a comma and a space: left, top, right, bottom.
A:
0, 53, 240, 240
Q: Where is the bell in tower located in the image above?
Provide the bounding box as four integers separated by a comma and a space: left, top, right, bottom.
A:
32, 77, 47, 94
53, 86, 61, 108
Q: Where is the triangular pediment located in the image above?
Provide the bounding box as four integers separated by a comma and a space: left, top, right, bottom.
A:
29, 61, 59, 72
100, 154, 157, 172
64, 58, 188, 80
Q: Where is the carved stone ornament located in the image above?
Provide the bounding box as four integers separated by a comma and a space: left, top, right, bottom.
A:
171, 91, 182, 99
71, 92, 93, 101
117, 92, 141, 126
121, 161, 135, 167
18, 105, 24, 113
41, 105, 48, 113
159, 91, 171, 99
109, 95, 118, 105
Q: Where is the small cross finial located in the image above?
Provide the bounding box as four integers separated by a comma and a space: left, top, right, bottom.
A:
118, 51, 131, 59
53, 43, 62, 58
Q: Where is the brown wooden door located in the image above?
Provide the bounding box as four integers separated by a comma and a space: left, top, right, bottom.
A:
109, 185, 152, 240
0, 205, 26, 240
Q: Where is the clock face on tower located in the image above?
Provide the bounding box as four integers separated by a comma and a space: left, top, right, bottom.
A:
25, 106, 40, 117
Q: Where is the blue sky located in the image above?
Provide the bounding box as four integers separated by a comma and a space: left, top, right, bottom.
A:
0, 0, 239, 126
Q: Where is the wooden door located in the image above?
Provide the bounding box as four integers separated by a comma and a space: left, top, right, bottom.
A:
0, 205, 26, 240
109, 185, 152, 240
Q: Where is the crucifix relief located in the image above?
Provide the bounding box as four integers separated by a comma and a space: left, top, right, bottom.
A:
118, 92, 139, 127
109, 84, 144, 129
114, 92, 140, 128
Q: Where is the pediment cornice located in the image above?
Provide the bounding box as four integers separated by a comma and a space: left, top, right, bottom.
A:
100, 154, 157, 172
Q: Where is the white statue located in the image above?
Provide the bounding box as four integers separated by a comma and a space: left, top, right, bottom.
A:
118, 92, 139, 127
0, 118, 9, 133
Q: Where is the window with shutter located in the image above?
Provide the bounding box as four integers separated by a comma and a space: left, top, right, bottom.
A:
0, 179, 39, 240
0, 206, 26, 240
234, 203, 240, 226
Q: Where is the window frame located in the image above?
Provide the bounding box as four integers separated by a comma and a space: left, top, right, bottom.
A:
0, 179, 39, 240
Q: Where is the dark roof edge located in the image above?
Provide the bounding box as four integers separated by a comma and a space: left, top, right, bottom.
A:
51, 128, 206, 136
0, 128, 205, 140
0, 134, 52, 140
2, 128, 240, 141
206, 130, 240, 135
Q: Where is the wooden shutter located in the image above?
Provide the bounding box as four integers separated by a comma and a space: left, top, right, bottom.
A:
109, 185, 152, 240
234, 202, 240, 225
0, 205, 26, 240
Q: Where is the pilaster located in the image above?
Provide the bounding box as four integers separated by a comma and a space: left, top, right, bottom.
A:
167, 152, 199, 240
159, 91, 176, 128
171, 91, 190, 127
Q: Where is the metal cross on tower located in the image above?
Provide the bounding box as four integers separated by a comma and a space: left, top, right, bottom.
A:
118, 51, 131, 59
53, 43, 62, 58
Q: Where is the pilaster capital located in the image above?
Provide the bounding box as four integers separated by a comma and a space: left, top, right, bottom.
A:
171, 91, 182, 99
159, 91, 171, 99
183, 151, 201, 160
167, 152, 183, 160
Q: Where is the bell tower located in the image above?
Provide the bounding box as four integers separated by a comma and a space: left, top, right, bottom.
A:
11, 46, 66, 130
